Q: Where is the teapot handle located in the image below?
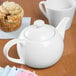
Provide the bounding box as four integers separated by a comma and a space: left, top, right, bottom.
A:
3, 39, 24, 64
39, 1, 48, 18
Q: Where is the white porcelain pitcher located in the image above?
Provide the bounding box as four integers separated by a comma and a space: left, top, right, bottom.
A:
3, 17, 70, 68
39, 0, 76, 30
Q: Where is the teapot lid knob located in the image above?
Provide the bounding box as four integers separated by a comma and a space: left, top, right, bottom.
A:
34, 20, 45, 27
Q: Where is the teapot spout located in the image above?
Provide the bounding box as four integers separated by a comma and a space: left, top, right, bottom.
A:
56, 17, 70, 39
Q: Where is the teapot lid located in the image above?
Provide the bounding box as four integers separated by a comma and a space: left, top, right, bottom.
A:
24, 20, 55, 41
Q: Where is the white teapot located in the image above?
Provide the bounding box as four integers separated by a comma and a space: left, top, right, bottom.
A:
3, 17, 70, 68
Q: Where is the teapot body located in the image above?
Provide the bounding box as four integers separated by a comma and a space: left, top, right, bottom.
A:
3, 19, 69, 68
17, 32, 64, 68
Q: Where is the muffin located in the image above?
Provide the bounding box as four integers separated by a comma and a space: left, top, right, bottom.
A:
0, 6, 8, 28
0, 1, 24, 32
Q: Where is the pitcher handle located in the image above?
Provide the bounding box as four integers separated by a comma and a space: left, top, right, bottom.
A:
39, 1, 48, 18
75, 0, 76, 11
3, 39, 24, 64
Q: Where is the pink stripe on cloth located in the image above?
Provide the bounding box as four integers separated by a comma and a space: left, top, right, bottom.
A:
16, 70, 37, 76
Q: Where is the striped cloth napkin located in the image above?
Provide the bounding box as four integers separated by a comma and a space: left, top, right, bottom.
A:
0, 65, 37, 76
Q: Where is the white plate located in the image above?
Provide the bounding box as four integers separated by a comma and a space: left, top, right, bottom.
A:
0, 17, 31, 39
